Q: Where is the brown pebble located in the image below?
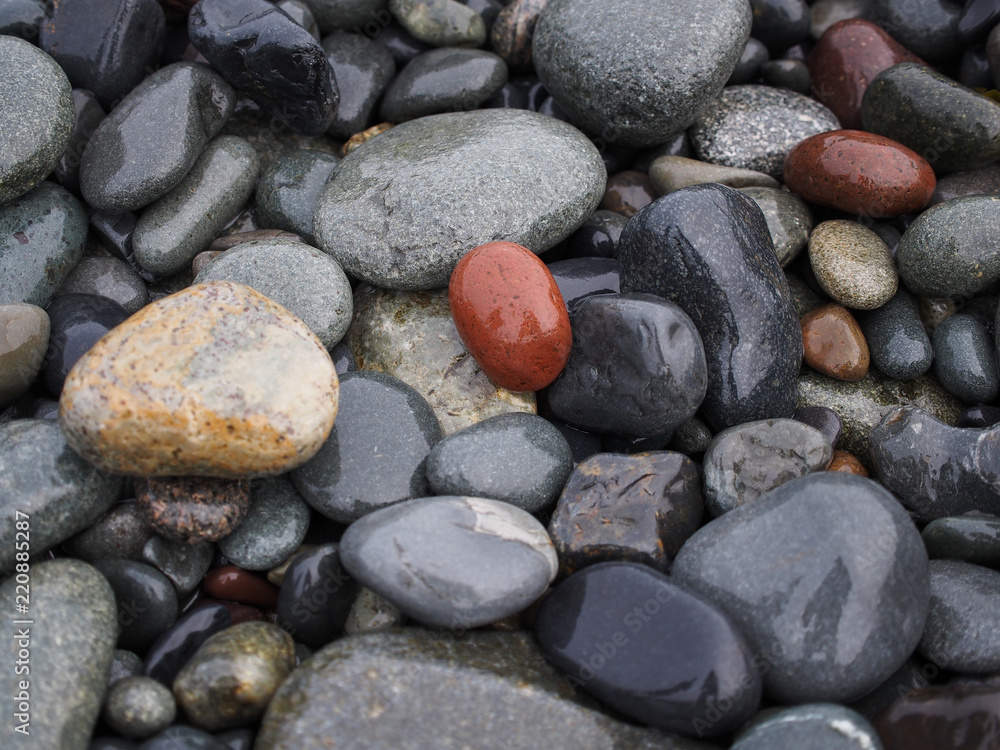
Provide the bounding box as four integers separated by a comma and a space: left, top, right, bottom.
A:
137, 477, 250, 544
599, 170, 657, 218
827, 450, 869, 476
341, 122, 393, 156
203, 565, 280, 608
801, 302, 870, 381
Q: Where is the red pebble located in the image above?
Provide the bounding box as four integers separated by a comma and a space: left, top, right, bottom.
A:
449, 241, 572, 392
202, 565, 280, 608
808, 19, 924, 130
784, 130, 935, 218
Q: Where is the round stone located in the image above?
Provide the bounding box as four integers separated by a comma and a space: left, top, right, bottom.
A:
800, 302, 870, 381
218, 475, 311, 571
0, 303, 49, 407
138, 477, 250, 544
56, 256, 149, 314
739, 186, 813, 267
859, 288, 933, 380
391, 0, 486, 47
103, 676, 176, 740
68, 500, 152, 564
321, 32, 396, 140
932, 313, 999, 404
808, 220, 897, 310
93, 559, 179, 653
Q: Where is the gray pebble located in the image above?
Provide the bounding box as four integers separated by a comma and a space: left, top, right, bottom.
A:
933, 313, 999, 404
94, 559, 179, 653
109, 648, 143, 689
740, 185, 813, 267
56, 256, 149, 314
922, 515, 1000, 568
860, 288, 933, 380
68, 500, 154, 563
302, 0, 390, 34
218, 475, 311, 570
649, 155, 779, 196
254, 149, 340, 244
0, 303, 49, 408
808, 219, 897, 310
140, 536, 214, 597
103, 675, 176, 740
321, 31, 396, 139
344, 586, 406, 634
732, 703, 882, 750
390, 0, 485, 46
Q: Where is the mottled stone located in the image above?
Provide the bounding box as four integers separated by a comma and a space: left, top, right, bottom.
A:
649, 155, 778, 196
801, 302, 870, 381
275, 542, 357, 648
490, 0, 546, 71
860, 288, 933, 380
740, 186, 812, 267
344, 586, 405, 634
390, 0, 486, 47
57, 256, 149, 314
0, 303, 49, 407
933, 313, 999, 404
59, 281, 339, 478
108, 649, 143, 687
138, 477, 251, 543
103, 676, 176, 740
873, 684, 1000, 750
253, 150, 340, 246
922, 515, 1000, 567
809, 220, 897, 310
732, 704, 882, 750
931, 163, 1000, 206
141, 536, 214, 597
218, 475, 311, 571
322, 32, 396, 140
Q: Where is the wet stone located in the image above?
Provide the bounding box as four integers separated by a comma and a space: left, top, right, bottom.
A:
57, 256, 149, 314
142, 603, 233, 687
344, 586, 405, 635
252, 150, 340, 245
42, 292, 130, 396
276, 542, 358, 648
321, 32, 396, 139
922, 516, 1000, 567
94, 559, 179, 653
649, 155, 778, 197
490, 0, 547, 72
108, 649, 143, 687
931, 163, 1000, 205
740, 186, 812, 267
0, 303, 49, 408
139, 725, 230, 749
68, 500, 154, 564
873, 684, 1000, 750
827, 449, 869, 475
218, 475, 311, 571
203, 565, 280, 608
103, 676, 176, 740
141, 536, 214, 597
547, 257, 619, 307
860, 288, 933, 380
801, 302, 870, 381
760, 58, 811, 93
599, 170, 657, 218
728, 36, 769, 85
932, 313, 999, 404
808, 220, 897, 310
868, 0, 962, 61
0, 0, 45, 39
731, 703, 881, 750
137, 477, 251, 544
390, 0, 487, 47
959, 404, 1000, 428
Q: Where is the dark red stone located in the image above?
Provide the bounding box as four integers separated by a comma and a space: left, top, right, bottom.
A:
449, 241, 572, 392
599, 170, 657, 217
874, 684, 1000, 750
203, 565, 280, 608
784, 130, 936, 218
808, 19, 924, 130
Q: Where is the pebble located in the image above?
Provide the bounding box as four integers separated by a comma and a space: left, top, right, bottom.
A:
449, 241, 571, 391
761, 58, 812, 93
546, 293, 707, 438
702, 418, 834, 516
794, 404, 843, 445
0, 0, 45, 39
690, 85, 840, 179
94, 559, 179, 653
869, 0, 962, 61
253, 150, 341, 245
932, 313, 999, 404
751, 0, 810, 52
314, 109, 605, 289
918, 560, 1000, 674
728, 36, 769, 84
547, 257, 619, 306
195, 239, 352, 349
203, 565, 280, 608
740, 186, 812, 267
141, 537, 214, 597
321, 32, 396, 139
490, 0, 546, 72
649, 155, 778, 196
347, 286, 535, 434
0, 36, 74, 205
103, 676, 176, 740
109, 649, 144, 688
0, 303, 49, 407
922, 515, 1000, 567
57, 256, 149, 314
828, 449, 869, 475
619, 183, 801, 431
292, 370, 441, 523
801, 302, 871, 381
137, 477, 251, 544
0, 559, 117, 750
565, 210, 626, 259
426, 412, 572, 512
275, 542, 358, 648
958, 403, 1000, 428
808, 220, 898, 310
731, 703, 882, 750
931, 163, 1000, 205
547, 451, 703, 574
859, 288, 934, 380
53, 88, 107, 195
68, 500, 152, 563
599, 170, 657, 218
344, 586, 405, 634
59, 281, 339, 478
873, 684, 1000, 750
142, 603, 233, 687
173, 621, 296, 731
339, 495, 557, 628
79, 62, 236, 214
532, 0, 750, 146
672, 472, 930, 704
305, 0, 391, 35
390, 0, 486, 47
218, 476, 311, 571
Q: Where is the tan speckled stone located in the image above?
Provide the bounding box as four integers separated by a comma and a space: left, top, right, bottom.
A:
808, 219, 898, 310
59, 281, 338, 478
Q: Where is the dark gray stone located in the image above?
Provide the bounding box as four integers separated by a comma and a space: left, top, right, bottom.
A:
547, 257, 619, 307
108, 648, 143, 687
390, 0, 485, 46
321, 32, 395, 138
275, 542, 358, 648
922, 515, 1000, 567
933, 313, 999, 404
218, 475, 311, 570
94, 559, 179, 653
740, 185, 812, 267
68, 500, 154, 563
860, 287, 933, 380
869, 0, 962, 61
140, 536, 214, 597
254, 149, 339, 245
57, 256, 149, 314
731, 704, 881, 750
53, 89, 107, 196
103, 675, 176, 740
140, 726, 229, 749
931, 163, 1000, 205
0, 0, 44, 39
303, 0, 389, 34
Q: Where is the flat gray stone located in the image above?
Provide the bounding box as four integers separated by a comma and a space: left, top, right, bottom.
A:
218, 475, 311, 570
650, 155, 778, 195
808, 220, 897, 310
922, 515, 1000, 567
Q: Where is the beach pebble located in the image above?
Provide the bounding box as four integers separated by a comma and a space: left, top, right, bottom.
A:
808, 220, 898, 310
218, 476, 311, 571
0, 303, 49, 407
103, 676, 176, 740
251, 150, 339, 245
800, 302, 871, 381
276, 543, 358, 648
859, 288, 933, 380
321, 32, 396, 139
740, 186, 813, 267
932, 313, 999, 404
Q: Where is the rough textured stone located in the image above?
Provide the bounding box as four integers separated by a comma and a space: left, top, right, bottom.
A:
138, 477, 251, 544
68, 500, 152, 564
103, 676, 176, 740
809, 219, 898, 310
390, 0, 486, 47
0, 303, 49, 407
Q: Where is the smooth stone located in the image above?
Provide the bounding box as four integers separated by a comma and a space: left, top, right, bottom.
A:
787, 270, 824, 316
449, 241, 571, 392
739, 186, 812, 267
0, 303, 49, 407
275, 542, 358, 648
547, 257, 619, 307
139, 478, 250, 544
141, 537, 214, 597
536, 561, 761, 738
68, 500, 153, 563
931, 163, 1000, 205
0, 35, 74, 205
689, 85, 840, 180
300, 0, 390, 34
0, 0, 44, 39
922, 516, 1000, 567
390, 0, 486, 46
218, 476, 310, 571
801, 302, 871, 381
80, 62, 236, 214
139, 726, 228, 750
750, 0, 810, 52
255, 629, 706, 749
43, 292, 130, 396
599, 170, 657, 218
548, 451, 703, 574
809, 220, 898, 310
57, 256, 149, 314
808, 19, 923, 130
860, 288, 933, 380
731, 704, 882, 750
39, 0, 165, 110
252, 150, 339, 245
703, 418, 833, 516
94, 559, 179, 653
0, 559, 117, 750
933, 313, 999, 404
918, 560, 1000, 673
103, 676, 176, 740
565, 210, 627, 259
672, 472, 930, 704
109, 649, 144, 687
53, 89, 108, 195
425, 412, 572, 512
545, 292, 707, 438
794, 404, 843, 445
347, 285, 536, 435
728, 36, 769, 84
668, 416, 714, 456
649, 155, 778, 196
344, 586, 405, 634
203, 565, 280, 608
0, 181, 88, 307
143, 603, 233, 688
532, 0, 750, 147
619, 184, 801, 431
322, 32, 396, 139
292, 370, 440, 523
59, 281, 339, 478
340, 495, 557, 628
188, 0, 338, 136
958, 0, 1000, 41
174, 621, 295, 731
869, 0, 962, 61
195, 239, 352, 349
490, 0, 546, 72
869, 406, 1000, 520
380, 47, 507, 122
862, 62, 1000, 173
828, 449, 870, 475
313, 109, 605, 290
0, 418, 123, 572
873, 684, 1000, 750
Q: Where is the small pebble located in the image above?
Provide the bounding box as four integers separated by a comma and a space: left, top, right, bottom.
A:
138, 477, 250, 544
932, 313, 1000, 404
808, 219, 898, 310
103, 676, 176, 740
203, 565, 280, 608
740, 185, 812, 267
860, 287, 934, 380
800, 302, 870, 381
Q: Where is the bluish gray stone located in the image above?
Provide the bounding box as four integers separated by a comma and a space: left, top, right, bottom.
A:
218, 475, 311, 570
313, 109, 606, 289
933, 313, 999, 404
103, 675, 176, 740
322, 31, 397, 138
0, 0, 44, 39
860, 288, 933, 380
277, 0, 321, 38
254, 150, 339, 245
303, 0, 389, 34
532, 0, 751, 147
739, 186, 813, 267
68, 500, 153, 563
672, 472, 930, 704
57, 255, 149, 314
731, 703, 883, 750
94, 559, 179, 653
922, 515, 1000, 567
108, 648, 143, 687
425, 412, 572, 512
140, 536, 214, 597
390, 0, 485, 46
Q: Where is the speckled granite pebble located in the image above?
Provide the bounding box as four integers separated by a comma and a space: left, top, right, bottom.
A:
809, 219, 897, 310
103, 676, 176, 740
218, 475, 311, 570
0, 303, 49, 407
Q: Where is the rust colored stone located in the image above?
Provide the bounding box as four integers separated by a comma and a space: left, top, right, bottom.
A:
874, 684, 1000, 750
801, 302, 870, 381
203, 565, 280, 608
449, 241, 572, 392
137, 476, 250, 543
827, 449, 869, 476
808, 19, 924, 130
197, 597, 265, 624
784, 130, 936, 218
341, 122, 393, 156
491, 0, 549, 71
599, 170, 657, 218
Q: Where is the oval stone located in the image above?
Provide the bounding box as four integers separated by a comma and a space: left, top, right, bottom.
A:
784, 130, 935, 218
932, 313, 999, 404
808, 220, 897, 310
800, 302, 870, 381
859, 288, 933, 380
0, 303, 49, 407
59, 281, 338, 478
732, 703, 881, 750
449, 241, 571, 392
739, 185, 812, 267
94, 559, 178, 653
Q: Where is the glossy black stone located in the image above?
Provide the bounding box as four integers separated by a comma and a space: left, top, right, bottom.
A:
276, 543, 358, 649
760, 59, 810, 94
750, 0, 810, 54
52, 90, 106, 196
42, 293, 130, 396
619, 184, 802, 431
958, 0, 1000, 41
566, 210, 627, 259
547, 257, 619, 308
321, 31, 396, 139
142, 603, 232, 687
139, 726, 229, 749
958, 404, 1000, 428
922, 515, 1000, 567
793, 405, 842, 446
534, 561, 762, 737
870, 0, 963, 62
373, 22, 430, 67
188, 0, 338, 136
94, 559, 179, 653
727, 37, 769, 85
39, 0, 166, 109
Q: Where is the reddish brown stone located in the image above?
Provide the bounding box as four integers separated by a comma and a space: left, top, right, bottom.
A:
203, 565, 280, 608
449, 241, 572, 392
137, 477, 250, 543
827, 449, 869, 476
808, 19, 924, 130
197, 597, 265, 624
784, 130, 936, 218
599, 170, 657, 218
801, 303, 870, 381
874, 684, 1000, 750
